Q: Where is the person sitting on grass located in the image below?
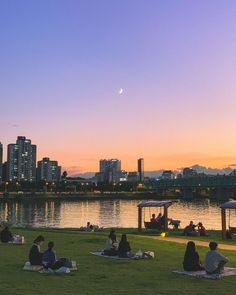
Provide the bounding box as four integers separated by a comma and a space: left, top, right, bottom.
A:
104, 229, 118, 256
183, 221, 198, 236
29, 235, 45, 265
42, 241, 72, 270
42, 241, 57, 269
118, 234, 131, 258
204, 242, 229, 274
183, 241, 204, 271
0, 226, 13, 243
198, 222, 208, 236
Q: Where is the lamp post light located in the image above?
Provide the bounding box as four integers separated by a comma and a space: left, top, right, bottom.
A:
52, 182, 55, 193
45, 182, 48, 193
5, 182, 9, 193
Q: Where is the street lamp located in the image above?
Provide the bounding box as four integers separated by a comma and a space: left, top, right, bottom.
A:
5, 182, 9, 193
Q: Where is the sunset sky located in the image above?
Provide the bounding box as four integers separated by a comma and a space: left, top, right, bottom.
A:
1, 1, 236, 174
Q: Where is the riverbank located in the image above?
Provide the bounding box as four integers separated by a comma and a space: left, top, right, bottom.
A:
0, 191, 179, 201
1, 228, 236, 295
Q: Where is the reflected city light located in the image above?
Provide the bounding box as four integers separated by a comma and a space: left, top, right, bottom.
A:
0, 199, 236, 230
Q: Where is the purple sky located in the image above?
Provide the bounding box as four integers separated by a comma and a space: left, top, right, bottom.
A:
0, 1, 236, 173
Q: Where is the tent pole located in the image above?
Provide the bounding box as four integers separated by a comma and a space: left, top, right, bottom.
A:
221, 208, 226, 240
138, 206, 142, 232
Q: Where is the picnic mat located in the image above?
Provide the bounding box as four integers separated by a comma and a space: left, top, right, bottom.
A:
90, 252, 131, 260
23, 261, 77, 272
173, 267, 236, 280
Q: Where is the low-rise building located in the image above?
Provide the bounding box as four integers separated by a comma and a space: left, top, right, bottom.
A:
162, 170, 174, 180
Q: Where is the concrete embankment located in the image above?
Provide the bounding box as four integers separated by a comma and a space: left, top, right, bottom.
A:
0, 191, 179, 201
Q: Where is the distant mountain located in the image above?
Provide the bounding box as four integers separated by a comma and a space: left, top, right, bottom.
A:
69, 165, 234, 179
189, 165, 233, 175
70, 172, 96, 179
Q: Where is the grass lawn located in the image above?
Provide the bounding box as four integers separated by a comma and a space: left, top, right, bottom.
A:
0, 228, 236, 295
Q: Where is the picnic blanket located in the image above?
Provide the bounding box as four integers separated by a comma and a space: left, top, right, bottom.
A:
173, 267, 236, 280
91, 252, 132, 260
23, 261, 77, 272
91, 251, 154, 260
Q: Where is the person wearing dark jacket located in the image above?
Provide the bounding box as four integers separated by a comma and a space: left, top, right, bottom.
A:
183, 241, 204, 271
29, 235, 45, 265
0, 226, 13, 243
118, 234, 131, 258
42, 241, 70, 270
42, 241, 57, 268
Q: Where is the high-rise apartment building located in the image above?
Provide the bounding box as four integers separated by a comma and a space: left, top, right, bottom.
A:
137, 158, 144, 182
0, 142, 3, 183
7, 136, 37, 182
37, 157, 61, 182
98, 159, 122, 183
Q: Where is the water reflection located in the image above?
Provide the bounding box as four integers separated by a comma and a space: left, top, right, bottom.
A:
0, 199, 236, 230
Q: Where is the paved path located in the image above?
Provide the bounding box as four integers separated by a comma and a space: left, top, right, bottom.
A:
142, 236, 236, 251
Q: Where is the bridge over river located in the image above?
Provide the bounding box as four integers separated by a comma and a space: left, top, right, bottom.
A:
152, 175, 236, 200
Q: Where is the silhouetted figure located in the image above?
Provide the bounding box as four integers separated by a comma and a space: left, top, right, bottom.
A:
183, 221, 198, 236
0, 226, 13, 243
198, 222, 208, 236
183, 241, 204, 271
118, 234, 131, 258
150, 214, 156, 222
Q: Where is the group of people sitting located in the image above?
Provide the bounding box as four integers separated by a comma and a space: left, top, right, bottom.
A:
183, 221, 208, 236
150, 213, 181, 229
79, 221, 100, 231
150, 213, 165, 224
29, 235, 72, 269
183, 240, 228, 275
103, 230, 131, 258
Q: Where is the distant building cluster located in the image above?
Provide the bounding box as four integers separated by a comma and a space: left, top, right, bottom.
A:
0, 136, 61, 184
0, 136, 145, 186
95, 158, 144, 184
160, 167, 205, 180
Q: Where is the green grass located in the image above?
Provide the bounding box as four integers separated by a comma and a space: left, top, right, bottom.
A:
1, 228, 236, 295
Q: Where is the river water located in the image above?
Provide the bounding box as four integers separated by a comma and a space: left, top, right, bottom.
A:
0, 198, 235, 230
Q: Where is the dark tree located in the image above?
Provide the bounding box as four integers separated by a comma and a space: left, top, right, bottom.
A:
61, 171, 68, 180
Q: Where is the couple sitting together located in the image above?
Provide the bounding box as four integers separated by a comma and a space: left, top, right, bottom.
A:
103, 230, 131, 258
183, 221, 208, 237
183, 241, 228, 275
29, 235, 72, 269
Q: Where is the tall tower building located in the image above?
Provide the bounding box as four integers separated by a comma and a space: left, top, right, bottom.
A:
137, 158, 144, 182
99, 159, 122, 183
7, 136, 37, 182
0, 142, 3, 183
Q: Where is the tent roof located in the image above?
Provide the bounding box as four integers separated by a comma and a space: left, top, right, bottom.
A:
220, 201, 236, 209
137, 200, 177, 208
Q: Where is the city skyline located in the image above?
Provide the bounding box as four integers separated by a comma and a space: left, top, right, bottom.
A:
1, 1, 236, 173
1, 136, 236, 177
